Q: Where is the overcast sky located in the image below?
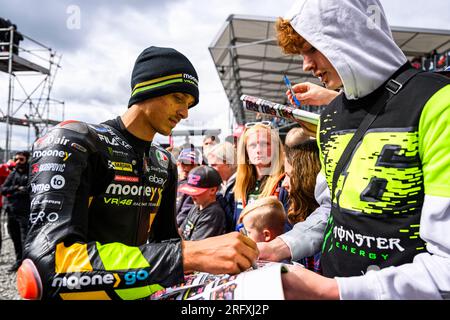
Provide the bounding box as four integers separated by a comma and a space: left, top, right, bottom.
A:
1, 0, 449, 151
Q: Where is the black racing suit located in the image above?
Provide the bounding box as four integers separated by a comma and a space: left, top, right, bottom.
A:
23, 117, 183, 300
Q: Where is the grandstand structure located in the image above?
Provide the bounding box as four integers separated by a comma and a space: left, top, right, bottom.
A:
209, 14, 450, 129
0, 26, 64, 161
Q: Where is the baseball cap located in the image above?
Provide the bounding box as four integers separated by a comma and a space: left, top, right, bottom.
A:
178, 165, 222, 196
177, 148, 201, 165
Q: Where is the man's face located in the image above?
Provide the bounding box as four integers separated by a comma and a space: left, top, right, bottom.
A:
203, 137, 216, 156
301, 45, 342, 90
142, 92, 195, 136
177, 162, 197, 181
15, 155, 26, 165
207, 154, 233, 182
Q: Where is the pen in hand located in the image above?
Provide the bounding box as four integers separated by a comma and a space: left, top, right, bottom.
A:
283, 75, 301, 107
239, 226, 259, 270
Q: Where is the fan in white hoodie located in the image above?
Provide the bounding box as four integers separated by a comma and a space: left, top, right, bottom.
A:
276, 0, 450, 300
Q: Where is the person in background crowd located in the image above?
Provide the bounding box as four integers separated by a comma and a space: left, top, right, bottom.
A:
284, 127, 311, 148
411, 56, 422, 70
20, 46, 258, 300
179, 166, 226, 240
176, 147, 202, 227
0, 159, 16, 255
11, 24, 23, 55
281, 140, 322, 273
207, 142, 237, 232
202, 134, 220, 161
233, 122, 289, 231
238, 196, 286, 243
1, 151, 30, 272
0, 19, 23, 55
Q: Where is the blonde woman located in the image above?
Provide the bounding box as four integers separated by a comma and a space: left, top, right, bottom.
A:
233, 122, 289, 230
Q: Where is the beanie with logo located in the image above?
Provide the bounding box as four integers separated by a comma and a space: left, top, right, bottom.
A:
128, 46, 199, 108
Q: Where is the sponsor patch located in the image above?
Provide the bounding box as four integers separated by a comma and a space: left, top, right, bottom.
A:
32, 163, 66, 173
33, 149, 71, 161
114, 175, 139, 183
35, 134, 70, 148
155, 150, 169, 169
30, 194, 64, 211
111, 162, 133, 172
50, 175, 66, 190
29, 210, 60, 225
70, 142, 87, 153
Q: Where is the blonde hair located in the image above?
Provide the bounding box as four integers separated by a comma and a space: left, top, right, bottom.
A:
207, 142, 237, 170
238, 196, 286, 236
275, 17, 312, 55
234, 124, 285, 202
285, 127, 311, 148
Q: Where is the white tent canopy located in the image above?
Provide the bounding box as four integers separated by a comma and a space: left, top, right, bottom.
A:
209, 14, 450, 124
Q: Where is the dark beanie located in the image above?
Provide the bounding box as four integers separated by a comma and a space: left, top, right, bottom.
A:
128, 46, 199, 108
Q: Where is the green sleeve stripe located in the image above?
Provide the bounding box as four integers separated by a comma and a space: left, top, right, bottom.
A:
418, 84, 450, 197
96, 242, 150, 270
131, 78, 184, 96
115, 285, 164, 300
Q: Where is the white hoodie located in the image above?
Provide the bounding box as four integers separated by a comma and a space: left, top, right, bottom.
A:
284, 0, 450, 300
287, 0, 407, 100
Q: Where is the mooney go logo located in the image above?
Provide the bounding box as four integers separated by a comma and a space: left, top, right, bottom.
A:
33, 149, 72, 161
52, 273, 120, 290
51, 269, 150, 289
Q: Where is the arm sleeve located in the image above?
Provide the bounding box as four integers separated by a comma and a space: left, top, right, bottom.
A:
1, 172, 16, 195
278, 172, 330, 260
337, 85, 450, 300
24, 126, 183, 300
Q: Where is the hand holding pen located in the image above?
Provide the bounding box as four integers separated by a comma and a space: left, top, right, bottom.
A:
239, 226, 259, 270
283, 75, 301, 107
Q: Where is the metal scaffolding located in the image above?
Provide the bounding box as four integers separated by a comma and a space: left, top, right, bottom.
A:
0, 26, 64, 161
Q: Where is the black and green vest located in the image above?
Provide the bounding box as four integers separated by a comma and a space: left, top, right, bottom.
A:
319, 66, 450, 277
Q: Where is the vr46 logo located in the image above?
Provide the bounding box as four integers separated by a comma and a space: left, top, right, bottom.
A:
104, 197, 133, 206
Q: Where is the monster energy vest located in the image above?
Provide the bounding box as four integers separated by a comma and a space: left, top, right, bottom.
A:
319, 66, 450, 277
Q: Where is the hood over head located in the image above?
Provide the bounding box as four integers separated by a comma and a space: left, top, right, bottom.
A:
287, 0, 407, 99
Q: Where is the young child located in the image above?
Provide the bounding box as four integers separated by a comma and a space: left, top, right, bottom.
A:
179, 165, 226, 240
238, 196, 286, 243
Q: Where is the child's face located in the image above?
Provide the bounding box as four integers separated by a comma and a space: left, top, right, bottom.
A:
242, 216, 265, 242
191, 188, 215, 207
